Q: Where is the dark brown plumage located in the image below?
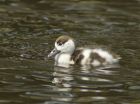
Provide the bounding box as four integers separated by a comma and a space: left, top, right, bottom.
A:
71, 48, 84, 64
56, 35, 73, 46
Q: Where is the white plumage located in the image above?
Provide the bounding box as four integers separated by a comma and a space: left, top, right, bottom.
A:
48, 35, 121, 67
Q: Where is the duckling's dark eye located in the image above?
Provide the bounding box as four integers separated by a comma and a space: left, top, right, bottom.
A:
58, 42, 63, 46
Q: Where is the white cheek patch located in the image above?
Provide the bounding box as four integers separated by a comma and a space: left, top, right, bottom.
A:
55, 39, 75, 54
55, 42, 63, 50
63, 39, 75, 52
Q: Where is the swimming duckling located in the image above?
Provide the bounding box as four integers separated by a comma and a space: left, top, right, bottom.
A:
48, 35, 120, 67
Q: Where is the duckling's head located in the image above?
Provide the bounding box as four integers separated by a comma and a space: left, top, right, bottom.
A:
48, 35, 75, 58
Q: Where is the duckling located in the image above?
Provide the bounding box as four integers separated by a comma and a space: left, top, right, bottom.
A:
48, 35, 121, 67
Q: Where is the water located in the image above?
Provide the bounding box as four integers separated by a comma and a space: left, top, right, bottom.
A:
0, 0, 140, 104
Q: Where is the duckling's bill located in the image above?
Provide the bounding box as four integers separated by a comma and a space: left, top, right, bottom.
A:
48, 48, 60, 58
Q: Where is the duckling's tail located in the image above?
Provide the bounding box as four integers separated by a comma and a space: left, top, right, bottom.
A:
113, 55, 121, 63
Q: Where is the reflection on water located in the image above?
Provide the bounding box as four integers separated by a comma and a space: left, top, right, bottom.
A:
51, 65, 125, 104
0, 0, 140, 104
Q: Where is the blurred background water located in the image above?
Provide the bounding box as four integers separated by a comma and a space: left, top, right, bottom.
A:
0, 0, 140, 104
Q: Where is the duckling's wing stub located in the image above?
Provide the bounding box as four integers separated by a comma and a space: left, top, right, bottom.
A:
71, 48, 84, 64
90, 52, 106, 63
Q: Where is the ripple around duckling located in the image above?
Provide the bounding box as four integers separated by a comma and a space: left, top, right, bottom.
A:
0, 0, 140, 104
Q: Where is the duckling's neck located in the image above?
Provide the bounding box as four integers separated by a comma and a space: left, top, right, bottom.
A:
55, 53, 72, 65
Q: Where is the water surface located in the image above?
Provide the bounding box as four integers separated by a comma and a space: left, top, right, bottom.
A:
0, 0, 140, 104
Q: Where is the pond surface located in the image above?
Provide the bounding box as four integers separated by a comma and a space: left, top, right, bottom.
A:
0, 0, 140, 104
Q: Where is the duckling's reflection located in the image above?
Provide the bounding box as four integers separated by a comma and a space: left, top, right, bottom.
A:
52, 64, 119, 85
51, 66, 74, 102
52, 65, 74, 87
52, 64, 94, 85
51, 64, 120, 103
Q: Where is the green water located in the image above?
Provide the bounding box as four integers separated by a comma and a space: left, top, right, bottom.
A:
0, 0, 140, 104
